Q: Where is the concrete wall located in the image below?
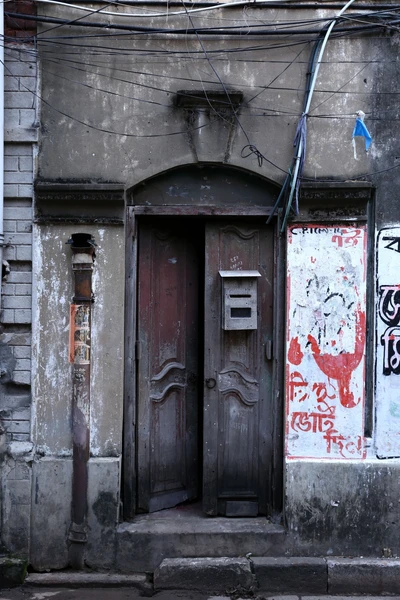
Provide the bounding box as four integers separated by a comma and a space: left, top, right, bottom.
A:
285, 460, 400, 557
33, 2, 400, 561
3, 2, 400, 566
0, 44, 37, 558
1, 45, 36, 445
30, 224, 124, 569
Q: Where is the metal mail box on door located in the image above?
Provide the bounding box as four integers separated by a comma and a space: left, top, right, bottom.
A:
219, 270, 261, 330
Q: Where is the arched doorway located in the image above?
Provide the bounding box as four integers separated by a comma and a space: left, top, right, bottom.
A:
123, 164, 284, 519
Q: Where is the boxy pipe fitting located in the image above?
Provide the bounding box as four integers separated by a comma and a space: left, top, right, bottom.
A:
67, 233, 95, 569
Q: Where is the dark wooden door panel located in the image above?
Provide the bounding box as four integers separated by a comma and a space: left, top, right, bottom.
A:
137, 220, 199, 513
204, 221, 274, 516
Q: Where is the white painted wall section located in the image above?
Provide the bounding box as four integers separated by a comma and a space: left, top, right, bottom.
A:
376, 227, 400, 458
286, 225, 367, 460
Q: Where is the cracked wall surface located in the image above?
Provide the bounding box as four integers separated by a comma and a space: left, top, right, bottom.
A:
0, 44, 37, 557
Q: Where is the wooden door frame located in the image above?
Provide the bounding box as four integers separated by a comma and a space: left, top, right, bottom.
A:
123, 205, 285, 521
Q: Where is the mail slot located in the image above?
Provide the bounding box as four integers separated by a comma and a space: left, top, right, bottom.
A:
219, 270, 261, 330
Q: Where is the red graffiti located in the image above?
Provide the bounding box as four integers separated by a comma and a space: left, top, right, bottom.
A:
307, 309, 366, 408
332, 229, 362, 248
288, 336, 304, 366
288, 370, 309, 402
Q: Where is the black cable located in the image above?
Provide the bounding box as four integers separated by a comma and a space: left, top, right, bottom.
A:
33, 35, 317, 55
38, 0, 119, 37
40, 56, 305, 115
41, 64, 175, 108
22, 2, 400, 8
2, 56, 218, 138
301, 161, 400, 181
6, 10, 400, 37
182, 0, 290, 173
9, 26, 373, 56
268, 24, 326, 225
246, 43, 308, 104
19, 3, 400, 31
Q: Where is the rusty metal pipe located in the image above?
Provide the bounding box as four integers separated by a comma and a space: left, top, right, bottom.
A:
67, 234, 95, 569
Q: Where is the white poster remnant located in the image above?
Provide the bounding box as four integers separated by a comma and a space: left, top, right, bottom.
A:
376, 228, 400, 458
286, 225, 367, 460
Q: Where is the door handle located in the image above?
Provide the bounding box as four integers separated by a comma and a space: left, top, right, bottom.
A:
205, 377, 216, 389
265, 340, 273, 360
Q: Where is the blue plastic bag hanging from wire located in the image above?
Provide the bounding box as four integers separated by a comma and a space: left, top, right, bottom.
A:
352, 110, 372, 159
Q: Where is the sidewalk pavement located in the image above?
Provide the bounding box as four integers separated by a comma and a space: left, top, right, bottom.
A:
3, 556, 400, 596
2, 591, 400, 600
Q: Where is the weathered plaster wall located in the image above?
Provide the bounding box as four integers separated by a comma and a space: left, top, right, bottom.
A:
30, 456, 120, 570
282, 21, 400, 553
30, 224, 124, 568
25, 0, 400, 562
1, 45, 36, 445
0, 44, 37, 558
32, 225, 124, 456
285, 460, 400, 557
36, 5, 327, 187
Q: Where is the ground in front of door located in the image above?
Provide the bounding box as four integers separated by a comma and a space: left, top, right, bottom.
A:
1, 591, 397, 600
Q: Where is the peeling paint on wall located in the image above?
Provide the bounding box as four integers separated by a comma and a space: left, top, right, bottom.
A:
376, 227, 400, 458
286, 225, 367, 460
69, 304, 91, 364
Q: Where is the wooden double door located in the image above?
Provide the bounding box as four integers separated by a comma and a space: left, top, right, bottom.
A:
136, 217, 274, 516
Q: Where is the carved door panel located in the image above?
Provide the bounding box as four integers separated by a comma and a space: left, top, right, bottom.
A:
203, 221, 274, 516
137, 219, 200, 513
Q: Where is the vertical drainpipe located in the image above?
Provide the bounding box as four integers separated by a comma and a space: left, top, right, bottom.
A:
67, 233, 95, 570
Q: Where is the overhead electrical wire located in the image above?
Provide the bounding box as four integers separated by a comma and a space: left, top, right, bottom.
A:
6, 9, 400, 37
4, 13, 397, 125
34, 41, 309, 115
2, 56, 217, 137
301, 161, 400, 182
20, 0, 400, 22
179, 0, 290, 173
18, 0, 328, 19
308, 53, 379, 114
27, 39, 399, 65
5, 2, 400, 186
246, 42, 307, 104
39, 59, 398, 120
5, 24, 385, 56
278, 0, 359, 231
35, 58, 400, 121
35, 0, 121, 37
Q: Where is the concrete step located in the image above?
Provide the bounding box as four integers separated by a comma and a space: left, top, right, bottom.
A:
26, 572, 152, 592
153, 557, 326, 595
154, 557, 255, 594
116, 516, 286, 572
153, 556, 400, 596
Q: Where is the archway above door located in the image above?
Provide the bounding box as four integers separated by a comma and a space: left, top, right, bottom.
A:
127, 164, 280, 210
